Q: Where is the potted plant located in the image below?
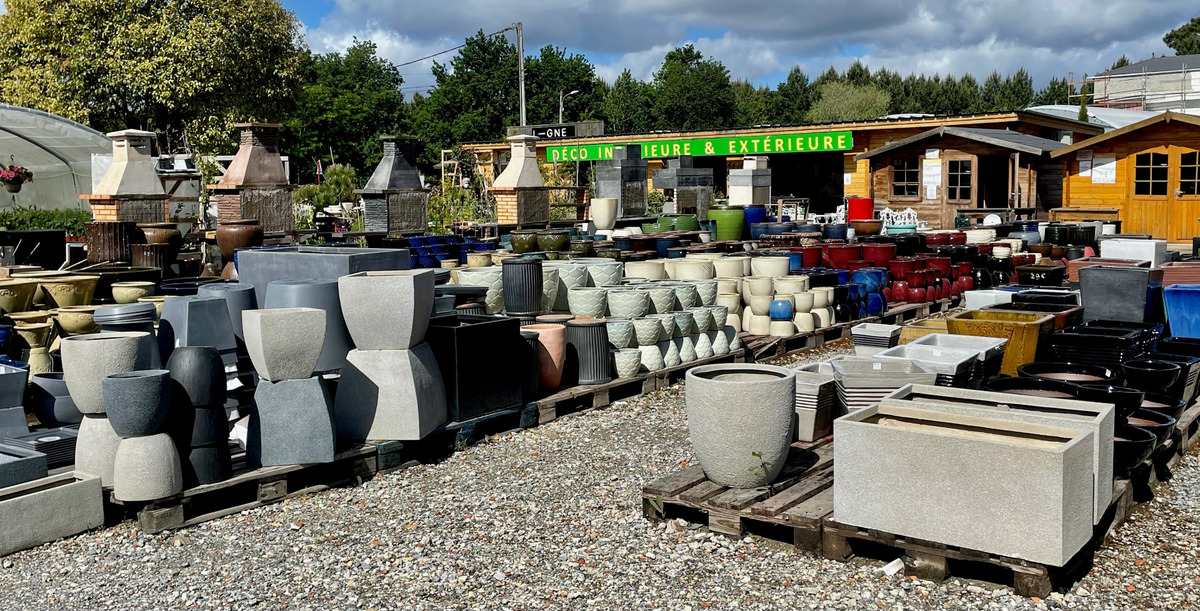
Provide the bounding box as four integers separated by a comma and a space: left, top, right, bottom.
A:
0, 165, 33, 193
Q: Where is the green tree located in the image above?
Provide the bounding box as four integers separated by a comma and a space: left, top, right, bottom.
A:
805, 81, 891, 123
524, 45, 605, 124
871, 68, 905, 114
998, 68, 1035, 110
1109, 55, 1133, 70
844, 60, 871, 87
1033, 77, 1071, 105
601, 70, 654, 134
283, 40, 407, 184
731, 80, 778, 127
981, 70, 1005, 110
0, 0, 303, 155
1164, 16, 1200, 55
775, 67, 814, 124
410, 30, 519, 168
651, 45, 735, 131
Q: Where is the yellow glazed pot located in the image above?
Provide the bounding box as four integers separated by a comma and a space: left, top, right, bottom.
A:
0, 278, 37, 313
40, 275, 99, 308
56, 305, 101, 336
110, 281, 156, 304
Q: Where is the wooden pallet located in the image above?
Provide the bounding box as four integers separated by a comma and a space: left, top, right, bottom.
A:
744, 319, 874, 361
822, 480, 1134, 598
533, 348, 746, 424
1177, 403, 1200, 451
642, 437, 834, 552
114, 443, 378, 534
372, 404, 541, 471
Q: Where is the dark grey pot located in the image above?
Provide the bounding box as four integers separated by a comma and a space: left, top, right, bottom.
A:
248, 377, 337, 466
28, 373, 82, 426
157, 295, 238, 367
190, 405, 229, 447
103, 369, 171, 437
197, 282, 258, 342
166, 346, 226, 408
265, 278, 354, 372
566, 318, 613, 386
187, 444, 232, 486
501, 258, 544, 316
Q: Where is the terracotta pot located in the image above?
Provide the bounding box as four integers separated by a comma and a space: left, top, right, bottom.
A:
138, 222, 183, 259
215, 219, 264, 261
526, 323, 566, 391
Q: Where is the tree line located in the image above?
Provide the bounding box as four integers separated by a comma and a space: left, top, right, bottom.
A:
0, 0, 1195, 185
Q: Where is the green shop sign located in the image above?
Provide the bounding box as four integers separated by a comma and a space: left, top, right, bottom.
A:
545, 131, 853, 162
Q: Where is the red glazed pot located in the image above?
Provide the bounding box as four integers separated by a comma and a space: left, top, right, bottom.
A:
956, 262, 973, 278
956, 275, 975, 291
822, 244, 862, 269
925, 256, 952, 278
794, 246, 822, 268
1011, 253, 1036, 267
908, 287, 927, 303
887, 257, 920, 282
846, 260, 871, 272
925, 233, 951, 247
976, 243, 993, 256
948, 231, 966, 245
892, 281, 909, 301
905, 269, 927, 288
860, 243, 898, 268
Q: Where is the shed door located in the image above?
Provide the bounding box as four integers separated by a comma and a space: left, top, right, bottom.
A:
1127, 147, 1171, 239
1172, 145, 1200, 242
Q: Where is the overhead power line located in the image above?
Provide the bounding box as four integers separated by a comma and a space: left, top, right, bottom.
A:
395, 25, 515, 67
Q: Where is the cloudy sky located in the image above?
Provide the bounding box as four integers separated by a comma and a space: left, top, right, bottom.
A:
288, 0, 1197, 93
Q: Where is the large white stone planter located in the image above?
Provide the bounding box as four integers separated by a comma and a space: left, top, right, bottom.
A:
112, 433, 183, 501
0, 472, 104, 556
834, 403, 1095, 566
685, 363, 795, 488
243, 308, 326, 382
338, 269, 435, 350
61, 331, 150, 415
334, 346, 448, 441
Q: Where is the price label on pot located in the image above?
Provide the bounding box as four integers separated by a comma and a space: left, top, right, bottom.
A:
873, 362, 882, 370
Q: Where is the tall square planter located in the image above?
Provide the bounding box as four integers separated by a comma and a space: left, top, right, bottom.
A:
1079, 266, 1163, 324
236, 246, 411, 307
834, 403, 1094, 566
425, 315, 524, 422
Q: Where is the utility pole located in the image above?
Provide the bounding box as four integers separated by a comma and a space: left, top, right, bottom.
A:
516, 21, 526, 126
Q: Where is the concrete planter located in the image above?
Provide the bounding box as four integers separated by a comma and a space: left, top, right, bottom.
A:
584, 261, 623, 287
158, 295, 239, 367
1080, 266, 1161, 324
834, 403, 1094, 566
265, 278, 353, 372
166, 346, 225, 408
236, 246, 411, 307
0, 472, 104, 557
549, 263, 588, 312
28, 373, 82, 426
334, 346, 448, 441
881, 384, 1114, 524
112, 433, 183, 501
61, 331, 150, 414
250, 377, 338, 465
338, 269, 436, 349
196, 283, 258, 342
685, 363, 796, 488
0, 442, 48, 489
103, 370, 171, 437
75, 414, 122, 485
243, 307, 326, 382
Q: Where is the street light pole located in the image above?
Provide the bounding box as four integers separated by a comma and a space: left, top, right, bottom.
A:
559, 89, 580, 124
516, 22, 526, 127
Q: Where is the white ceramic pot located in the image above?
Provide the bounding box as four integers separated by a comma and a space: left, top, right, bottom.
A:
674, 260, 715, 281
794, 312, 816, 333
715, 277, 742, 295
726, 313, 742, 333
773, 277, 807, 295
813, 307, 833, 328
624, 260, 666, 281
748, 295, 772, 317
712, 257, 746, 278
769, 320, 795, 337
742, 276, 773, 301
716, 293, 741, 315
747, 313, 771, 335
750, 256, 790, 278
793, 291, 815, 313
590, 198, 619, 230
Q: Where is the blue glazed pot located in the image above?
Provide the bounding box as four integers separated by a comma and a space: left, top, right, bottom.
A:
419, 254, 439, 268
0, 324, 13, 348
427, 235, 447, 245
769, 299, 794, 321
823, 223, 849, 240
867, 292, 887, 315
613, 237, 632, 251
788, 252, 806, 273
408, 235, 429, 247
667, 249, 687, 259
474, 241, 497, 252
835, 269, 850, 284
750, 223, 771, 240
796, 224, 822, 233
656, 237, 680, 257
744, 205, 768, 227
1165, 284, 1200, 338
851, 268, 887, 294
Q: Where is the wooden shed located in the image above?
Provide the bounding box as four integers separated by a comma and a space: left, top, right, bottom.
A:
854, 127, 1068, 229
1051, 111, 1200, 241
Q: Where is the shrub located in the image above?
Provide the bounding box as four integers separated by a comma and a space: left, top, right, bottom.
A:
0, 207, 92, 236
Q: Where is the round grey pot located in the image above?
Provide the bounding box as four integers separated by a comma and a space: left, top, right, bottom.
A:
605, 289, 650, 319
61, 332, 151, 415
103, 370, 171, 437
638, 286, 677, 314
112, 433, 183, 502
197, 282, 258, 341
166, 346, 225, 408
566, 287, 608, 318
76, 414, 122, 486
338, 269, 436, 349
685, 363, 795, 488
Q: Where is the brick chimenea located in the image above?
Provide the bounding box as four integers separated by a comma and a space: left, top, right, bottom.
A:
81, 130, 169, 224
210, 123, 294, 233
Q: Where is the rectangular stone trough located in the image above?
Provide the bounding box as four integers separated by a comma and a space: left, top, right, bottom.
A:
834, 403, 1095, 566
0, 472, 104, 557
236, 246, 410, 306
880, 384, 1114, 525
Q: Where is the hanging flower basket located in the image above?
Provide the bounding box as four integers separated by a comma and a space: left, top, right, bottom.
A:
1, 165, 33, 194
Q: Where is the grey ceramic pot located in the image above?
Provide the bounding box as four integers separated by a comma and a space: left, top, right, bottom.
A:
103, 369, 171, 438
501, 258, 544, 316
158, 295, 239, 367
61, 332, 151, 415
265, 278, 353, 372
337, 269, 436, 350
243, 307, 326, 382
197, 282, 258, 342
166, 346, 226, 408
685, 363, 795, 488
187, 444, 233, 486
76, 414, 121, 486
28, 373, 82, 426
112, 433, 183, 501
565, 318, 612, 386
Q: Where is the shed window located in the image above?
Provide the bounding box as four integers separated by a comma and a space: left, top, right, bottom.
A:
1134, 152, 1168, 196
891, 158, 920, 197
947, 159, 972, 202
1181, 151, 1199, 196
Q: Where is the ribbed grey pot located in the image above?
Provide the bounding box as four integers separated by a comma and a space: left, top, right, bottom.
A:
248, 377, 337, 466
103, 369, 171, 437
76, 414, 122, 486
158, 295, 239, 367
243, 308, 326, 382
197, 282, 258, 341
112, 433, 183, 501
606, 289, 650, 319
685, 363, 795, 488
334, 345, 448, 441
29, 373, 82, 426
166, 346, 225, 408
265, 278, 353, 372
638, 286, 677, 314
501, 258, 544, 316
338, 269, 436, 349
61, 332, 150, 415
566, 319, 612, 385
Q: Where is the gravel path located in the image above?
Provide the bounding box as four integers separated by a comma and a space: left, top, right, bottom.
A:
3, 355, 1200, 610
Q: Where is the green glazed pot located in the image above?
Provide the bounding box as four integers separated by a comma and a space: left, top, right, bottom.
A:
663, 214, 700, 231
596, 248, 622, 261
569, 240, 593, 256
510, 230, 540, 253
708, 207, 745, 241
537, 230, 570, 252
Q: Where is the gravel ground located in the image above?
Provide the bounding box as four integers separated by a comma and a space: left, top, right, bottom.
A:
2, 349, 1199, 610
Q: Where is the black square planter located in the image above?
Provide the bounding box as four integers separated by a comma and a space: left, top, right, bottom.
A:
426, 314, 525, 422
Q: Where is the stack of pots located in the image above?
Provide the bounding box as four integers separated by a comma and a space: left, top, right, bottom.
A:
106, 369, 183, 501
166, 346, 231, 486
333, 270, 448, 442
